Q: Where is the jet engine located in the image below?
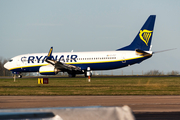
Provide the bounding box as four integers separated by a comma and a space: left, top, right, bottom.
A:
39, 65, 59, 75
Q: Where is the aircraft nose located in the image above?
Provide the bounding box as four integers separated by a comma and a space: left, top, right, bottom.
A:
4, 62, 9, 70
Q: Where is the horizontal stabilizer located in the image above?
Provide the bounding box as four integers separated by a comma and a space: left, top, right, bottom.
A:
153, 48, 176, 54
135, 49, 152, 56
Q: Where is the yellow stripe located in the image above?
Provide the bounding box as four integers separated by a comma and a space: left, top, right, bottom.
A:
9, 64, 49, 70
40, 71, 54, 73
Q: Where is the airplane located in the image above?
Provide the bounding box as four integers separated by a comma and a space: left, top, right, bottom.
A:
4, 15, 157, 78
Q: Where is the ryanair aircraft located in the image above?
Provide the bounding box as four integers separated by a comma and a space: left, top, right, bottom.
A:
4, 15, 156, 78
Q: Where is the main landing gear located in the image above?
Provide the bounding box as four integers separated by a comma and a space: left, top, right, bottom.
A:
68, 73, 76, 77
68, 67, 93, 78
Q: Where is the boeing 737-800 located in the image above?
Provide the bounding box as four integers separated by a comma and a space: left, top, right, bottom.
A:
4, 15, 156, 78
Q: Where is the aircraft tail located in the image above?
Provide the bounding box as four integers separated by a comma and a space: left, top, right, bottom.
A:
117, 15, 156, 51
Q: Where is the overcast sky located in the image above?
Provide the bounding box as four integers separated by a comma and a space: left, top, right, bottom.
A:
0, 0, 180, 74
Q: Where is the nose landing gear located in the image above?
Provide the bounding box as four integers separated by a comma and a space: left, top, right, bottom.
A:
12, 71, 22, 82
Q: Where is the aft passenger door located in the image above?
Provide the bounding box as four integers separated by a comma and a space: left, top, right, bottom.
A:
121, 53, 126, 63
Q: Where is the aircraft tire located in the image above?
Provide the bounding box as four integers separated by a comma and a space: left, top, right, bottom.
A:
68, 74, 76, 77
18, 75, 22, 78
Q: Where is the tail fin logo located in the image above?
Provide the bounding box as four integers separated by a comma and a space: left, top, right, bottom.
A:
139, 29, 153, 46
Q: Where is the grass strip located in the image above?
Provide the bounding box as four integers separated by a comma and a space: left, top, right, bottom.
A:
0, 77, 180, 95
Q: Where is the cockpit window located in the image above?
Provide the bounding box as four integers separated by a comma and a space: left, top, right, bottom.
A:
8, 59, 13, 62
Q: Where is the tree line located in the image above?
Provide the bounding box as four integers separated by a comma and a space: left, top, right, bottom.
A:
0, 57, 12, 76
144, 70, 179, 75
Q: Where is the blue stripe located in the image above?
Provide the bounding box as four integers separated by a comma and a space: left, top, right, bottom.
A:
11, 66, 40, 72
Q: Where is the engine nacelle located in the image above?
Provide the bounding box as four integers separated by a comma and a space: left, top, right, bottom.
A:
39, 65, 59, 75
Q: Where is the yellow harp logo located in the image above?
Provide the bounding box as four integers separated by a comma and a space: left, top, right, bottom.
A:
139, 29, 153, 46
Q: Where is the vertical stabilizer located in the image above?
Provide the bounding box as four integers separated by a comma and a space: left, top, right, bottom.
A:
117, 15, 156, 51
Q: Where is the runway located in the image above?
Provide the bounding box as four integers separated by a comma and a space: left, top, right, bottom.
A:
1, 96, 180, 119
0, 96, 180, 112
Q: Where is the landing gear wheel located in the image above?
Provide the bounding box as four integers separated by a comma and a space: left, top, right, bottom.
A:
18, 75, 22, 78
68, 73, 76, 77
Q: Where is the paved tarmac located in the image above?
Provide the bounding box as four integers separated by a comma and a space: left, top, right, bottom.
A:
1, 96, 180, 119
0, 96, 180, 112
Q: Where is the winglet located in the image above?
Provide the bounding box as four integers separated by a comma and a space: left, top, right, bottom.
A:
47, 47, 53, 59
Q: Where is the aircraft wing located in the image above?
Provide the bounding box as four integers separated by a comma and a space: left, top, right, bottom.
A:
45, 47, 81, 72
46, 59, 81, 71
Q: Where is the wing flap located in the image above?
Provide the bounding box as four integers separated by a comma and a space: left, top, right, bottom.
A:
55, 62, 81, 71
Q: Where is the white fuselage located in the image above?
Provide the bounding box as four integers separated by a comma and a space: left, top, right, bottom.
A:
4, 50, 152, 73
